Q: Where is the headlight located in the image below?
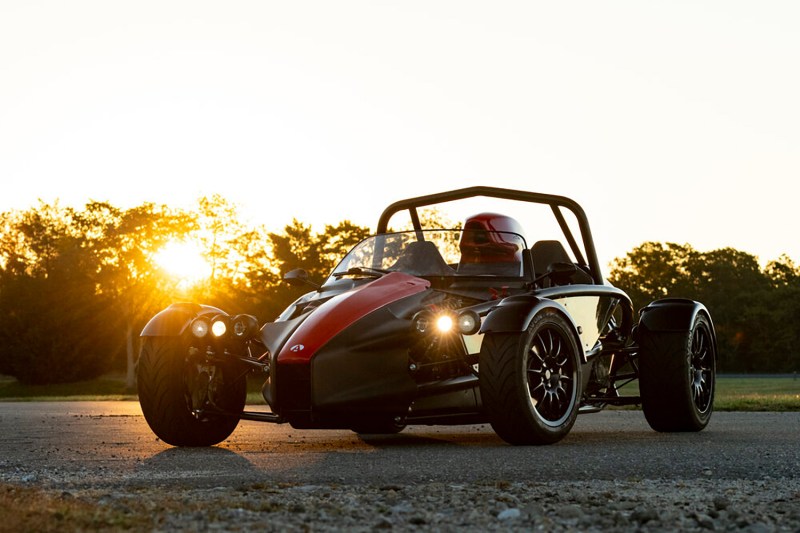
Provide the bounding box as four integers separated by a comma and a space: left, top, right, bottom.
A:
211, 315, 230, 338
190, 318, 210, 338
231, 314, 259, 339
456, 311, 481, 335
412, 311, 432, 334
436, 315, 454, 333
181, 313, 261, 343
412, 309, 481, 336
206, 314, 259, 341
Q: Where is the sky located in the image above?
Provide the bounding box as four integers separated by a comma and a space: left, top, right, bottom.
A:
2, 1, 799, 269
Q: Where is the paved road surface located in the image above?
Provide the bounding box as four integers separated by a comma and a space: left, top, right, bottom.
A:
1, 402, 797, 489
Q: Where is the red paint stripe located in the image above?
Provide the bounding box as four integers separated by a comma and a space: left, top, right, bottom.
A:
277, 272, 429, 364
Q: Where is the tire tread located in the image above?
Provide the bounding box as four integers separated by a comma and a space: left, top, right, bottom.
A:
137, 337, 244, 446
638, 316, 714, 432
480, 311, 580, 445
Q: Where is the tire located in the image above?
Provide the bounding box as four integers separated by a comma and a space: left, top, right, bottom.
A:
137, 336, 247, 446
479, 309, 582, 445
638, 313, 716, 432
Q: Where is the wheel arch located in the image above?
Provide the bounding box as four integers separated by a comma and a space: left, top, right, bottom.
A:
481, 295, 586, 364
637, 298, 718, 355
140, 302, 227, 337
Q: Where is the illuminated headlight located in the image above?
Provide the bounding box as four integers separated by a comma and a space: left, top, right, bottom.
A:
232, 314, 259, 339
412, 310, 479, 336
190, 318, 210, 338
456, 311, 481, 335
436, 315, 454, 333
211, 316, 230, 338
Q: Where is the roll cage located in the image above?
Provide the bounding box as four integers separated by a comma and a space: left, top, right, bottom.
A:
376, 186, 604, 285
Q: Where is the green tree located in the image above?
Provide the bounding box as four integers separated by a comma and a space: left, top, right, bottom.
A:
90, 202, 196, 388
760, 255, 800, 372
684, 247, 769, 372
244, 219, 370, 321
319, 220, 371, 268
608, 242, 798, 373
0, 203, 116, 384
764, 254, 799, 287
0, 200, 200, 386
174, 196, 300, 323
608, 242, 695, 311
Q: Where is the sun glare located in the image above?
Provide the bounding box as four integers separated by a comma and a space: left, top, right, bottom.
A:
154, 240, 212, 285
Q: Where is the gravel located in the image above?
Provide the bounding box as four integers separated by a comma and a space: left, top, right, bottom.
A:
14, 477, 800, 532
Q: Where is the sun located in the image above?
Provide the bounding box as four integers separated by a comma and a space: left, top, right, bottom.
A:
154, 240, 212, 285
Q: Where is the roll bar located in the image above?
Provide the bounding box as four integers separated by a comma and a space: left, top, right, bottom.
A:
376, 186, 603, 284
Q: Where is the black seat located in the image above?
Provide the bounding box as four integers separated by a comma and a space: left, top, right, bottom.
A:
531, 240, 570, 277
390, 241, 454, 277
530, 240, 592, 286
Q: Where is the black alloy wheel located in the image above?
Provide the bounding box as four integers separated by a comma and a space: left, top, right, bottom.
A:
480, 309, 582, 445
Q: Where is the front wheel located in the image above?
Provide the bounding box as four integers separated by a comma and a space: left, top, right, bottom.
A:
638, 313, 716, 432
479, 309, 582, 445
137, 336, 247, 446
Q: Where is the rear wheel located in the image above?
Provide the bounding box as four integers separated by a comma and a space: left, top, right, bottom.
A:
137, 336, 247, 446
480, 309, 582, 445
638, 313, 716, 432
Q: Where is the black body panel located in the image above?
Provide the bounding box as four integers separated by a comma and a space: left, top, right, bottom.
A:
309, 291, 427, 417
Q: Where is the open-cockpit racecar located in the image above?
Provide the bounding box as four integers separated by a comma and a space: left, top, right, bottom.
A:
138, 186, 716, 446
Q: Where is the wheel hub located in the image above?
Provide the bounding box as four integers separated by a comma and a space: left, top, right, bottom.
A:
541, 357, 564, 390
542, 367, 562, 390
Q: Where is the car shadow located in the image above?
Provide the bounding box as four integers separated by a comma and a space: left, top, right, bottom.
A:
133, 446, 260, 486
354, 426, 506, 448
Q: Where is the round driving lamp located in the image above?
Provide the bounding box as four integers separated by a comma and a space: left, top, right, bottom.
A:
436, 314, 454, 333
190, 317, 210, 338
210, 315, 231, 338
411, 311, 431, 335
232, 314, 259, 339
456, 311, 481, 335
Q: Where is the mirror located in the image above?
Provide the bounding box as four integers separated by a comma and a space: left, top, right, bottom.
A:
283, 268, 320, 289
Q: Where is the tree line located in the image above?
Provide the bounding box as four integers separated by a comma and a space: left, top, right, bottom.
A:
0, 196, 369, 386
609, 242, 800, 374
1, 199, 797, 386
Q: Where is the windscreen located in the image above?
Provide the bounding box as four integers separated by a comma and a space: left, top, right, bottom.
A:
330, 230, 527, 279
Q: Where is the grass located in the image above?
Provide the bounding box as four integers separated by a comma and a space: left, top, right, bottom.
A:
715, 375, 800, 411
0, 374, 137, 402
0, 373, 265, 404
613, 375, 800, 411
1, 374, 799, 411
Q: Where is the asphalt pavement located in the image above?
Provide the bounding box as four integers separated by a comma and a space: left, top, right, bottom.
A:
1, 402, 798, 490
